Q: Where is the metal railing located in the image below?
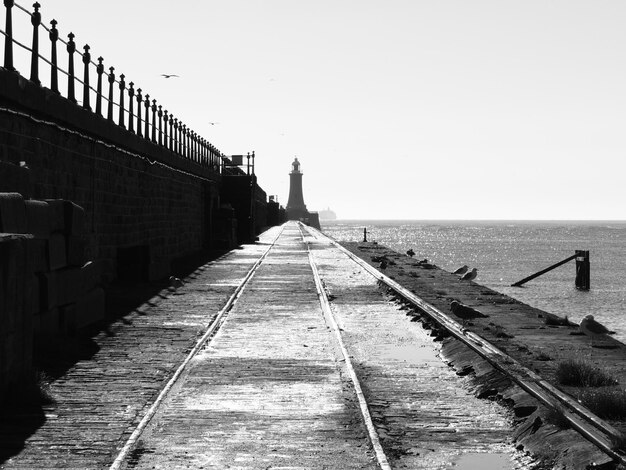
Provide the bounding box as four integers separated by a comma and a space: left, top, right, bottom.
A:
1, 1, 224, 173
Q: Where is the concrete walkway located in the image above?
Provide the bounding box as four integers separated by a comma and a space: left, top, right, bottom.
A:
1, 222, 521, 470
1, 227, 284, 469
128, 224, 377, 469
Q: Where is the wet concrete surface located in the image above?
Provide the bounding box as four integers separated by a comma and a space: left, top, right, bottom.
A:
305, 229, 534, 469
126, 225, 377, 469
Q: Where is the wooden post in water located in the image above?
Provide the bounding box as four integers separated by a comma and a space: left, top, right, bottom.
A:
575, 250, 590, 290
363, 228, 367, 242
511, 253, 578, 287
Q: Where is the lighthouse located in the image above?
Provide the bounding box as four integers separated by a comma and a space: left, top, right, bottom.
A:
286, 158, 308, 221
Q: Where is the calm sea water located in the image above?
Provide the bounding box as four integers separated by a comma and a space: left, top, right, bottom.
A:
321, 220, 626, 343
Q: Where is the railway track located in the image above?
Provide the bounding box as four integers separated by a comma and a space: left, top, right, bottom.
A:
299, 223, 626, 468
107, 221, 624, 469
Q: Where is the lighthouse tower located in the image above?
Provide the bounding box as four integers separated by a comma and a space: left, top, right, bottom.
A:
286, 158, 308, 220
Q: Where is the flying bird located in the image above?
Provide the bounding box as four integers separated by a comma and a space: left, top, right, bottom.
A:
406, 249, 415, 257
460, 268, 478, 281
452, 265, 469, 275
450, 300, 488, 326
161, 74, 179, 78
209, 122, 219, 126
579, 315, 610, 347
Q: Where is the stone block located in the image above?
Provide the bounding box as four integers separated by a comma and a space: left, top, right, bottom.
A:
59, 303, 77, 336
45, 199, 85, 235
66, 235, 85, 267
0, 235, 27, 330
35, 308, 61, 339
48, 233, 67, 270
37, 270, 58, 311
0, 192, 27, 233
56, 267, 83, 306
26, 237, 48, 273
45, 199, 66, 233
80, 260, 103, 293
24, 199, 51, 239
75, 288, 105, 330
29, 274, 40, 315
0, 161, 31, 199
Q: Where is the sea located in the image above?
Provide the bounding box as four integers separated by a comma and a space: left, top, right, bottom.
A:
320, 220, 626, 344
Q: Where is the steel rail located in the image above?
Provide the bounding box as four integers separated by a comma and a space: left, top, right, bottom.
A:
301, 224, 626, 467
298, 224, 392, 470
109, 225, 285, 470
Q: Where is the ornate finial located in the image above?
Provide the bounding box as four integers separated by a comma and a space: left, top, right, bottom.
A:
108, 66, 115, 82
31, 2, 40, 24
119, 73, 125, 87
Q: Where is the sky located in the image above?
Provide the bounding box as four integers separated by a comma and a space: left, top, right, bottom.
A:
6, 0, 626, 220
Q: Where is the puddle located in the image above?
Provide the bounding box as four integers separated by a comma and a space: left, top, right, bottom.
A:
454, 452, 514, 470
376, 344, 440, 365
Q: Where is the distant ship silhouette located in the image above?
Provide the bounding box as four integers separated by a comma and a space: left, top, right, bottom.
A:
318, 207, 337, 220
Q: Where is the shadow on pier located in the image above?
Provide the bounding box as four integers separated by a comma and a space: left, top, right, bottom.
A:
0, 248, 229, 465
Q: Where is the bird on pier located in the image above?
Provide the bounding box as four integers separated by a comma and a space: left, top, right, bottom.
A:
460, 268, 478, 281
452, 265, 469, 275
579, 315, 610, 347
406, 248, 415, 258
161, 73, 179, 79
169, 276, 184, 291
450, 301, 488, 326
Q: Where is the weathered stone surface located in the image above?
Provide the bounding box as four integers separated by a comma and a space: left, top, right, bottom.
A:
24, 200, 51, 239
0, 192, 27, 234
47, 233, 67, 271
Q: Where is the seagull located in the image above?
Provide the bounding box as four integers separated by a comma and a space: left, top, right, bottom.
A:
450, 300, 488, 326
452, 265, 469, 275
579, 315, 610, 347
379, 260, 388, 270
460, 268, 478, 281
169, 276, 184, 290
161, 74, 179, 79
406, 249, 415, 257
209, 122, 219, 125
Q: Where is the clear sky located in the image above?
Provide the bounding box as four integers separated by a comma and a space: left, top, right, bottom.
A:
7, 1, 626, 219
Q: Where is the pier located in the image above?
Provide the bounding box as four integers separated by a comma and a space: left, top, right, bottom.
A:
1, 222, 626, 469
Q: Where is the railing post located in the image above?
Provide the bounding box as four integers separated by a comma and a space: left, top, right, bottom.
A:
127, 82, 134, 133
66, 32, 76, 102
170, 118, 179, 153
163, 110, 169, 149
106, 66, 115, 121
178, 120, 185, 156
3, 0, 15, 71
182, 124, 187, 158
136, 88, 142, 137
190, 131, 195, 161
30, 2, 41, 84
49, 19, 58, 93
81, 44, 90, 110
118, 73, 125, 128
143, 94, 150, 139
95, 56, 103, 115
157, 105, 163, 146
170, 116, 175, 151
151, 99, 157, 142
